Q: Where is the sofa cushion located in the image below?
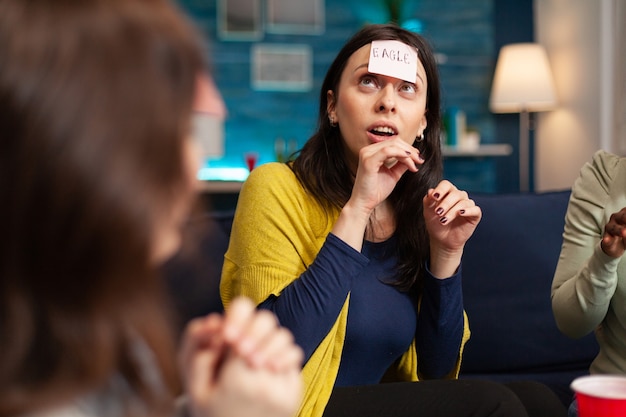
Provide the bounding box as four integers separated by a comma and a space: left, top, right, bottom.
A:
162, 211, 233, 331
162, 191, 598, 406
460, 190, 598, 375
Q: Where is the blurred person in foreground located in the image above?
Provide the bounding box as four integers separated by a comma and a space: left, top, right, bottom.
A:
0, 1, 302, 416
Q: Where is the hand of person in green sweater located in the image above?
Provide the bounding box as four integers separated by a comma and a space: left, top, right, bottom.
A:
601, 207, 626, 258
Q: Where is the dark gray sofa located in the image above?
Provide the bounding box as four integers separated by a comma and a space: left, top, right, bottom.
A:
458, 190, 598, 406
163, 189, 599, 406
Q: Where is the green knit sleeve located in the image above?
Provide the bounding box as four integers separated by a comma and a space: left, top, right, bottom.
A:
551, 150, 623, 338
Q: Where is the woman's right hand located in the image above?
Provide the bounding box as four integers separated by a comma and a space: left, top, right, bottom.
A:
180, 297, 304, 417
351, 138, 423, 212
601, 207, 626, 258
332, 138, 423, 250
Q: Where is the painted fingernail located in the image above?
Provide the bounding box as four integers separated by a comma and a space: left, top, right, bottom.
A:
405, 150, 411, 155
439, 217, 447, 224
460, 209, 465, 215
436, 207, 444, 215
433, 192, 440, 199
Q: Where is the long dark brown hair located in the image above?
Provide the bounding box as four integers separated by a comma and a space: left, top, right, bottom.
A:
0, 0, 205, 414
291, 24, 443, 291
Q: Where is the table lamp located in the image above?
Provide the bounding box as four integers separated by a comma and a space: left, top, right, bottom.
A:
490, 43, 557, 192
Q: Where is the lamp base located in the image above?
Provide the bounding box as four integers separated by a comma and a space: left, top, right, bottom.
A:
519, 110, 530, 193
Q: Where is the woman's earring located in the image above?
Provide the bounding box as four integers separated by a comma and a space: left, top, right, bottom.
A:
329, 116, 337, 127
415, 132, 425, 142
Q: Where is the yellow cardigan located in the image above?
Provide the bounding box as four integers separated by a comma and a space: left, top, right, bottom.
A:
221, 162, 471, 417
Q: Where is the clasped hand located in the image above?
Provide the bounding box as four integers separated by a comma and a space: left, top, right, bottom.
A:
179, 297, 304, 417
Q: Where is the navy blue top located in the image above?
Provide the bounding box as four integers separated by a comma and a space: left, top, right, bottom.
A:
259, 233, 464, 384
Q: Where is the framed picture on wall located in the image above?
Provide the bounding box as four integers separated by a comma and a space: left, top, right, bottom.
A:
217, 0, 263, 41
251, 44, 313, 92
266, 0, 324, 35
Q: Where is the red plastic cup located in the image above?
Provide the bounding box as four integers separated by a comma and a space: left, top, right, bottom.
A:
244, 152, 258, 172
571, 375, 626, 417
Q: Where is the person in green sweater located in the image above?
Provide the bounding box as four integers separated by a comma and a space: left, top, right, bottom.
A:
222, 23, 566, 417
552, 150, 626, 417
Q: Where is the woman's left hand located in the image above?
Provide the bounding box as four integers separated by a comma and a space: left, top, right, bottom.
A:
422, 180, 482, 278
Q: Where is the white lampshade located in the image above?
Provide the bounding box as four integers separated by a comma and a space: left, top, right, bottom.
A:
490, 43, 557, 113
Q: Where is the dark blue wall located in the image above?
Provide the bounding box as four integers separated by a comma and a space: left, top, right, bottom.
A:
177, 0, 532, 193
493, 0, 534, 192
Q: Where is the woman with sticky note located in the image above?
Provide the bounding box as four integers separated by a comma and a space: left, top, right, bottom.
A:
221, 24, 566, 417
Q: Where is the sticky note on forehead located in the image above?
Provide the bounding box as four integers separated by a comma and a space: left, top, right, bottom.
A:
368, 40, 418, 83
